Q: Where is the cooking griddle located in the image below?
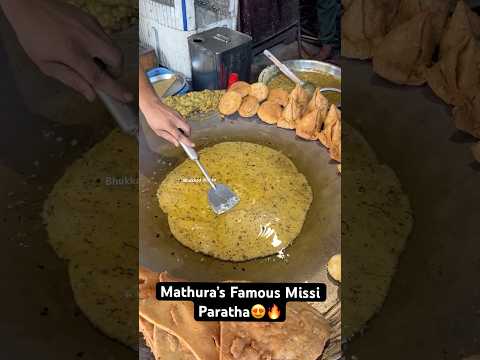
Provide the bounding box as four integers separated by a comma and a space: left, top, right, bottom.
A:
139, 112, 341, 290
138, 111, 341, 359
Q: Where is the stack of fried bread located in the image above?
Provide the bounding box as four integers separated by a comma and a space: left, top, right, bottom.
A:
218, 81, 342, 166
139, 267, 332, 360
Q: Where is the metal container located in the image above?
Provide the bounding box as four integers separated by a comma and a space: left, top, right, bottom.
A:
146, 67, 189, 97
188, 27, 252, 90
258, 59, 341, 84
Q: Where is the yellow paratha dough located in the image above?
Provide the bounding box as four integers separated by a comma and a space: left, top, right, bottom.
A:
157, 142, 313, 262
43, 129, 138, 347
342, 123, 413, 339
69, 251, 137, 348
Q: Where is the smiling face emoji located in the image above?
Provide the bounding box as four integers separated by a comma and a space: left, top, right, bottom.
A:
251, 304, 266, 319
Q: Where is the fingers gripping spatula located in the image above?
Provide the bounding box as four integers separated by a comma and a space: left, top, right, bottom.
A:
96, 90, 239, 215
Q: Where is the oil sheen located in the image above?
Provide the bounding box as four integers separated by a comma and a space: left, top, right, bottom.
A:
157, 142, 313, 262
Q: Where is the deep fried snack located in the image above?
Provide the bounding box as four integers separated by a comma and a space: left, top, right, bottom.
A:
218, 91, 243, 115
318, 105, 341, 149
267, 88, 290, 107
390, 0, 450, 44
220, 303, 331, 360
439, 0, 480, 58
342, 0, 399, 60
426, 37, 479, 106
229, 81, 251, 98
373, 12, 435, 85
472, 142, 480, 163
327, 254, 341, 282
306, 88, 329, 116
257, 101, 283, 124
290, 84, 311, 108
278, 99, 302, 129
249, 82, 269, 101
296, 109, 323, 141
238, 96, 260, 118
453, 95, 480, 138
330, 118, 342, 162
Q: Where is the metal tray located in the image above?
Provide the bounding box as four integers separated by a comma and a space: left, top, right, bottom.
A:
258, 59, 341, 84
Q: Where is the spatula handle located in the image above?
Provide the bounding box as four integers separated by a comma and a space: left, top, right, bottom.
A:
179, 141, 198, 160
97, 90, 139, 138
263, 50, 302, 85
179, 141, 217, 190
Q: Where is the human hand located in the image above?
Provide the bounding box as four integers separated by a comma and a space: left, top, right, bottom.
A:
0, 0, 133, 102
141, 97, 195, 148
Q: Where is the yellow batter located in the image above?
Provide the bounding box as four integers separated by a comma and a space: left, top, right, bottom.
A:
157, 142, 313, 262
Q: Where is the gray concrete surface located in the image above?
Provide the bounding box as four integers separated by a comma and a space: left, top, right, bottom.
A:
342, 59, 480, 360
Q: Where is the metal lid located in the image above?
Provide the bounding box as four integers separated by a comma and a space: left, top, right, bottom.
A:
188, 27, 252, 54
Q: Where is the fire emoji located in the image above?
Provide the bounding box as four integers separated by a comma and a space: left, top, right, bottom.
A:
268, 304, 281, 320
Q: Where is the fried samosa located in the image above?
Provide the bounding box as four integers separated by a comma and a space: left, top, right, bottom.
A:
318, 104, 341, 149
267, 88, 290, 107
426, 36, 480, 106
342, 0, 399, 59
296, 109, 324, 140
278, 98, 302, 129
439, 0, 480, 58
330, 119, 342, 162
306, 88, 330, 116
472, 142, 480, 163
290, 84, 311, 108
453, 94, 480, 138
389, 0, 450, 43
373, 12, 436, 85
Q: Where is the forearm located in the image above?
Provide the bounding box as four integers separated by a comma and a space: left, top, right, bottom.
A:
139, 66, 171, 114
138, 66, 194, 146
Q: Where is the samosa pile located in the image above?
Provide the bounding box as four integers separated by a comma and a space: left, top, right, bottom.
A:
342, 0, 480, 140
218, 82, 342, 164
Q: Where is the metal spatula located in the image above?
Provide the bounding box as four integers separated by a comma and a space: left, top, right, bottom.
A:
263, 49, 316, 96
179, 142, 239, 215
